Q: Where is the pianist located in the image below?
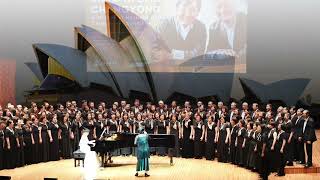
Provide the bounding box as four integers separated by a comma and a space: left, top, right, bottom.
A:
134, 128, 150, 177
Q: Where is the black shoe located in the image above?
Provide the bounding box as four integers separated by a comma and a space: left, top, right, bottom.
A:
287, 162, 294, 166
304, 164, 310, 168
135, 173, 138, 176
145, 173, 150, 177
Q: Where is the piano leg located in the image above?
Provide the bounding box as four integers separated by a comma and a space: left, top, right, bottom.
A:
170, 155, 173, 166
101, 153, 105, 167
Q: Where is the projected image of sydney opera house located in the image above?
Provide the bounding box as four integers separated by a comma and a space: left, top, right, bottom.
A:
24, 1, 308, 106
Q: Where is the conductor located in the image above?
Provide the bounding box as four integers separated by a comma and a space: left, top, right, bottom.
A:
134, 128, 150, 177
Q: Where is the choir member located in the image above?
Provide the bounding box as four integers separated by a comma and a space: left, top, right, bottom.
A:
193, 114, 205, 159
107, 113, 119, 156
168, 114, 180, 157
229, 117, 239, 164
5, 120, 17, 169
181, 113, 194, 158
95, 113, 104, 139
144, 113, 156, 155
235, 120, 246, 166
23, 120, 34, 165
204, 116, 218, 160
49, 115, 60, 161
144, 113, 156, 134
293, 108, 304, 164
246, 121, 255, 169
217, 117, 230, 163
71, 112, 83, 151
119, 113, 132, 155
0, 121, 6, 170
275, 123, 287, 176
155, 114, 169, 156
257, 123, 267, 179
266, 121, 278, 173
83, 113, 96, 140
283, 112, 294, 166
32, 117, 41, 163
39, 116, 52, 162
302, 110, 317, 168
59, 113, 71, 159
15, 120, 25, 167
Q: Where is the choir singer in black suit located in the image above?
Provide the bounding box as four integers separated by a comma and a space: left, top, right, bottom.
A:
302, 110, 317, 168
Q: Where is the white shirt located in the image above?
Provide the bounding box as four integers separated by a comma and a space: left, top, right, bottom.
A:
303, 118, 309, 133
176, 18, 193, 40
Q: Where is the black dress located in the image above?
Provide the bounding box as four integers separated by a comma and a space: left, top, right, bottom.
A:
40, 122, 50, 162
0, 130, 5, 170
94, 120, 104, 139
205, 121, 217, 160
49, 122, 60, 161
120, 119, 132, 155
169, 120, 180, 157
275, 131, 287, 176
217, 123, 229, 162
193, 121, 204, 159
182, 119, 194, 158
71, 120, 83, 150
15, 128, 25, 167
229, 125, 238, 164
156, 120, 168, 156
5, 128, 17, 169
23, 126, 33, 165
266, 128, 278, 173
144, 118, 155, 134
32, 125, 41, 164
284, 120, 293, 164
60, 122, 71, 159
246, 130, 255, 168
235, 127, 246, 166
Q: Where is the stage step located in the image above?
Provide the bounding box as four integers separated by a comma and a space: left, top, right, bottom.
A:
285, 163, 320, 174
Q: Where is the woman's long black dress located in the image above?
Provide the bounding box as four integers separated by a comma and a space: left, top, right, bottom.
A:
5, 128, 17, 169
169, 120, 180, 157
71, 120, 83, 151
49, 122, 60, 161
15, 128, 25, 167
205, 122, 217, 160
23, 126, 33, 165
235, 127, 246, 166
0, 130, 5, 170
275, 131, 287, 176
120, 119, 132, 155
182, 120, 194, 158
107, 119, 120, 156
229, 125, 239, 164
156, 120, 168, 156
217, 123, 229, 162
246, 130, 255, 168
40, 123, 50, 162
60, 122, 71, 159
266, 128, 278, 173
194, 121, 204, 159
255, 132, 264, 175
32, 125, 40, 164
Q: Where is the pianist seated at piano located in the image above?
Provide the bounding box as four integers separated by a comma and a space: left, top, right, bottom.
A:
134, 128, 150, 177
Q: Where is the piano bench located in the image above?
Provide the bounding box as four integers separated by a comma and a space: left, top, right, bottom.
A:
73, 149, 86, 167
74, 158, 85, 167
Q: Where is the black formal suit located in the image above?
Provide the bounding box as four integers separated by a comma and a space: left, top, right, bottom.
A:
302, 117, 317, 166
292, 115, 304, 162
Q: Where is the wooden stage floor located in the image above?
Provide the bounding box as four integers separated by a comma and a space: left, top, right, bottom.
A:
0, 130, 319, 180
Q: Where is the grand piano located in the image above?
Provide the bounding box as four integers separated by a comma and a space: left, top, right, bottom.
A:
91, 133, 176, 167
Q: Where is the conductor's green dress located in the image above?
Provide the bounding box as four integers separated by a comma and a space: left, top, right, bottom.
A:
135, 133, 150, 171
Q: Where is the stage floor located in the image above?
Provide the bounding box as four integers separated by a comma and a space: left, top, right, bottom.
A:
0, 156, 319, 180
